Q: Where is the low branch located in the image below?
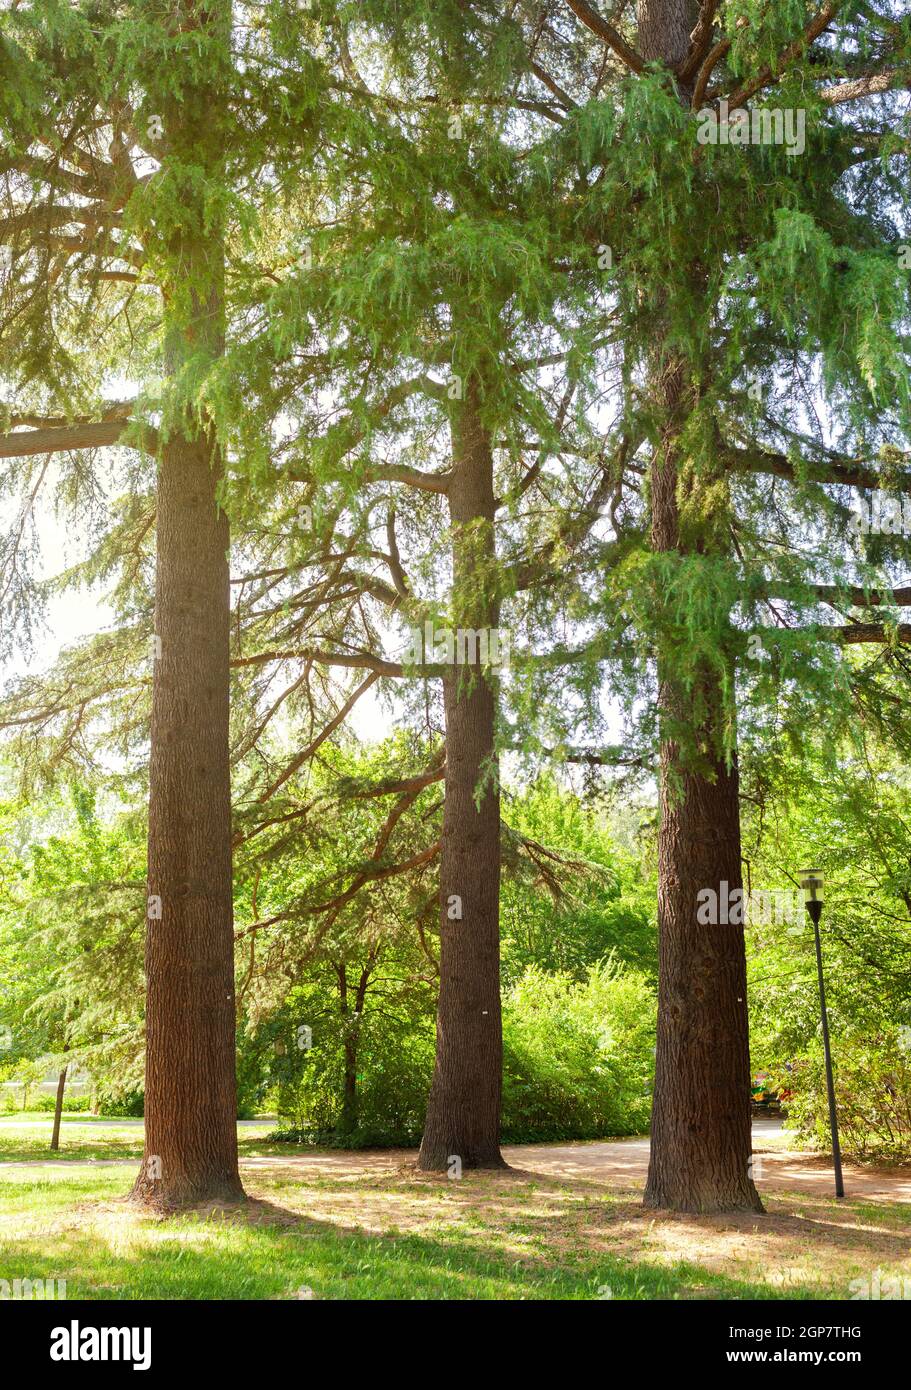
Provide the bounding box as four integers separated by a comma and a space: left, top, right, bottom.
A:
233, 840, 441, 941
819, 69, 910, 105
562, 0, 646, 74
0, 410, 158, 459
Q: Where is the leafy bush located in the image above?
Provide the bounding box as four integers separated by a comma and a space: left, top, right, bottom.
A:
501, 959, 655, 1142
264, 1001, 434, 1146
98, 1089, 145, 1118
265, 959, 656, 1149
785, 1032, 911, 1164
266, 1125, 419, 1149
26, 1094, 92, 1113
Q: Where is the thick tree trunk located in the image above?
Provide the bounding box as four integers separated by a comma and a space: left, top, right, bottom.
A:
642, 358, 761, 1213
644, 707, 761, 1210
418, 385, 505, 1171
637, 0, 696, 67
339, 1037, 358, 1135
633, 0, 761, 1216
130, 423, 242, 1208
336, 963, 359, 1136
130, 1, 242, 1209
49, 1065, 67, 1152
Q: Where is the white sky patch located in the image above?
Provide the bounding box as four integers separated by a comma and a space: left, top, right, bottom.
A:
1, 464, 116, 686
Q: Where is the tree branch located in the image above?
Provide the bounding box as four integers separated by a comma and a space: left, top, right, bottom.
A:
562, 0, 646, 74
231, 647, 405, 677
726, 2, 841, 109
255, 671, 380, 803
0, 412, 158, 459
819, 69, 911, 105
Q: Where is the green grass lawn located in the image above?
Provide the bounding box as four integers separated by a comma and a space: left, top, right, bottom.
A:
0, 1163, 814, 1301
0, 1116, 283, 1163
2, 1128, 909, 1300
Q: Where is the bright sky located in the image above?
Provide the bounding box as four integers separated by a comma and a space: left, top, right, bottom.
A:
0, 453, 396, 745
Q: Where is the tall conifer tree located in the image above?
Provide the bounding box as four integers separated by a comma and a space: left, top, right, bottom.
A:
0, 0, 345, 1206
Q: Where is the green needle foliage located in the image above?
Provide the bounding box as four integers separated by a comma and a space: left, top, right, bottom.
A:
1, 2, 911, 1207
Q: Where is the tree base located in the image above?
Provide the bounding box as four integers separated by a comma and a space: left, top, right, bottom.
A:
416, 1142, 508, 1173
128, 1170, 247, 1213
643, 1182, 764, 1215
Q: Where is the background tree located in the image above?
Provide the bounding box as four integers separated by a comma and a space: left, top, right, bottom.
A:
490, 0, 911, 1211
0, 780, 145, 1132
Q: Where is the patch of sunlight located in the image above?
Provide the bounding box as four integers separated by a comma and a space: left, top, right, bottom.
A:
766, 1266, 821, 1288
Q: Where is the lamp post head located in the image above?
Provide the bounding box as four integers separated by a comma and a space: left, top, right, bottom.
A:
799, 868, 824, 922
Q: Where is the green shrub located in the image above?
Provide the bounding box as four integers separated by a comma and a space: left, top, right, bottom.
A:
27, 1094, 92, 1113
263, 959, 657, 1151
98, 1089, 145, 1118
269, 1010, 434, 1146
501, 959, 656, 1142
785, 1031, 911, 1164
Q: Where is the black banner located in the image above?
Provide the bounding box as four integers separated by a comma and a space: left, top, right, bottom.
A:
4, 1297, 902, 1376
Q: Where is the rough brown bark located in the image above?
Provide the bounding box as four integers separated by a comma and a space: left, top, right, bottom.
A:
129, 421, 243, 1209
418, 384, 505, 1171
130, 0, 243, 1210
636, 0, 697, 68
49, 1065, 67, 1152
644, 698, 761, 1211
632, 0, 761, 1216
642, 358, 761, 1213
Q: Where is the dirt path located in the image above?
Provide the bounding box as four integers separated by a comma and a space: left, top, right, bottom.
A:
3, 1132, 909, 1202
233, 1137, 911, 1202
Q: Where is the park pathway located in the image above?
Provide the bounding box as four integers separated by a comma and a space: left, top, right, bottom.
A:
237, 1134, 911, 1202
2, 1118, 910, 1201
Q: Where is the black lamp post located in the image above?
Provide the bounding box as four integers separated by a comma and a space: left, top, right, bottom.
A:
799, 869, 844, 1199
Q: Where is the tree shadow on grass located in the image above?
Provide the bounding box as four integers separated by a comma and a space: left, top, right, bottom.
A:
4, 1163, 908, 1301
251, 1162, 911, 1299
1, 1208, 811, 1301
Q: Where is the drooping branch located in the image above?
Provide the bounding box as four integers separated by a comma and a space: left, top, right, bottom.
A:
255, 670, 381, 803
345, 762, 446, 802
233, 841, 440, 940
285, 373, 451, 495
235, 755, 444, 941
725, 2, 841, 109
